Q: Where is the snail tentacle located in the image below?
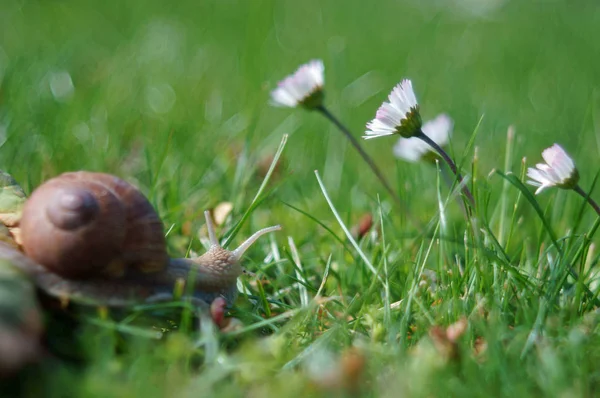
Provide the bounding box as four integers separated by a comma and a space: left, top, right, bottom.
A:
204, 210, 219, 247
231, 225, 282, 262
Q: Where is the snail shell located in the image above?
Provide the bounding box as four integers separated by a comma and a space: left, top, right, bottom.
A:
19, 171, 168, 280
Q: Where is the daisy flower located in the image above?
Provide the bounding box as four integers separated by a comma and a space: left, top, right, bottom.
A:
270, 60, 325, 110
364, 79, 422, 140
526, 144, 580, 194
393, 114, 453, 163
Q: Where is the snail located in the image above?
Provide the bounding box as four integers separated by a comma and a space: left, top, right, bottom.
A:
0, 170, 281, 311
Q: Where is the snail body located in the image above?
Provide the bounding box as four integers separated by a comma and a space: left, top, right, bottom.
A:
1, 171, 281, 308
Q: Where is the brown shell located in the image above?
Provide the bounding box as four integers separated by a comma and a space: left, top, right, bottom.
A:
19, 171, 168, 279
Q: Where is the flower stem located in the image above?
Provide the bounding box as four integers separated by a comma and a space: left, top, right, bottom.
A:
574, 185, 600, 217
439, 163, 469, 218
315, 105, 404, 209
416, 130, 475, 208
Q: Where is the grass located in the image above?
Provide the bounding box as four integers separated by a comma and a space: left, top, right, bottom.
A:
2, 0, 600, 396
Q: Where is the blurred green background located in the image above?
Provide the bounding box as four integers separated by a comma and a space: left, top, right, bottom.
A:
2, 1, 600, 395
0, 0, 599, 231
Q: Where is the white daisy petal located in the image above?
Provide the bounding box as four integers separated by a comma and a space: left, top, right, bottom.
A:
363, 79, 422, 140
526, 168, 545, 182
526, 144, 579, 194
393, 113, 453, 163
270, 60, 325, 109
393, 137, 428, 162
270, 87, 298, 108
377, 103, 403, 127
423, 114, 453, 144
535, 184, 550, 195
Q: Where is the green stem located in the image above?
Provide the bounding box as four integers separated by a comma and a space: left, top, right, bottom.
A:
574, 185, 600, 217
439, 163, 468, 218
416, 130, 475, 209
315, 105, 404, 209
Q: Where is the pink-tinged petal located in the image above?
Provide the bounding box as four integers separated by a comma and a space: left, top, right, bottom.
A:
270, 59, 325, 108
376, 103, 403, 127
527, 168, 547, 184
389, 81, 416, 116
364, 78, 422, 140
526, 143, 579, 194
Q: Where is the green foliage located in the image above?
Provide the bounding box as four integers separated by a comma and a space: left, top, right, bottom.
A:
1, 0, 600, 396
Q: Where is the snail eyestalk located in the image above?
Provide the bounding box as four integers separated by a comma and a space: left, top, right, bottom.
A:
203, 210, 282, 257
231, 225, 282, 262
204, 210, 219, 246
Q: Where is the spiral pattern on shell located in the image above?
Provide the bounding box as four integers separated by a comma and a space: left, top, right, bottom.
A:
19, 171, 169, 279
